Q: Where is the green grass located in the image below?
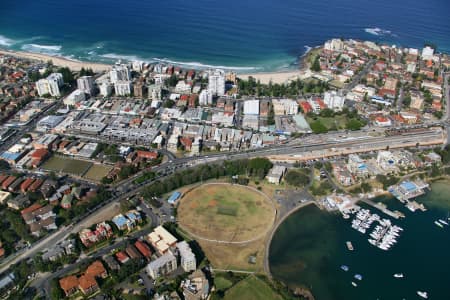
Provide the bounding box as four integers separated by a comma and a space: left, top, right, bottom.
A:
307, 115, 348, 130
83, 164, 113, 181
217, 206, 238, 216
214, 276, 233, 291
223, 276, 283, 300
42, 156, 92, 176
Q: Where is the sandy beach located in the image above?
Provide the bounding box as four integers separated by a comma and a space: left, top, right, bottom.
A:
0, 48, 312, 84
238, 71, 304, 84
0, 49, 111, 72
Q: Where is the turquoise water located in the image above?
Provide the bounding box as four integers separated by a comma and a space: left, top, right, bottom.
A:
269, 181, 450, 300
1, 0, 450, 72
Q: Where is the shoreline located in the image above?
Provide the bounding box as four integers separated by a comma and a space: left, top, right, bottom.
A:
0, 47, 312, 84
0, 48, 111, 72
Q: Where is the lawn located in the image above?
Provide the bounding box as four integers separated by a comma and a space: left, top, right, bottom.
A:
83, 164, 113, 182
307, 115, 348, 131
177, 183, 276, 271
214, 276, 233, 291
177, 183, 275, 242
42, 156, 93, 176
224, 276, 283, 300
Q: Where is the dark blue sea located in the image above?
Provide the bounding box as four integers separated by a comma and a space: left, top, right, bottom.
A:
0, 0, 449, 72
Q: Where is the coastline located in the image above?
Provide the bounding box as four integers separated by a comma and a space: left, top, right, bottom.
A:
0, 48, 111, 72
0, 47, 312, 84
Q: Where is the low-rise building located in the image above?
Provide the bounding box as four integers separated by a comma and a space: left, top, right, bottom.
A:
146, 252, 178, 279
177, 241, 196, 272
266, 165, 287, 185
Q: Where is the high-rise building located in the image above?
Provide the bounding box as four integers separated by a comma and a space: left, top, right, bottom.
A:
199, 89, 213, 106
99, 82, 112, 97
77, 76, 95, 95
114, 81, 132, 96
109, 65, 131, 84
36, 73, 64, 97
133, 82, 145, 98
207, 69, 225, 96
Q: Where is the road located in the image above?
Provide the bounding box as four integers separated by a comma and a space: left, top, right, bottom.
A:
34, 225, 155, 298
0, 124, 446, 274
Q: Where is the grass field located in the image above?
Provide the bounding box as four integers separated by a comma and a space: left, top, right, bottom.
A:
83, 164, 113, 181
214, 276, 233, 291
307, 115, 348, 130
178, 183, 275, 242
42, 156, 93, 176
223, 276, 283, 300
178, 183, 276, 271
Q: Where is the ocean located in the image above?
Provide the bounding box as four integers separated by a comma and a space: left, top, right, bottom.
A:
269, 180, 450, 300
0, 0, 449, 72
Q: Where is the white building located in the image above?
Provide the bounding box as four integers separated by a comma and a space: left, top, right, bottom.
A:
64, 89, 86, 106
77, 76, 95, 95
243, 99, 260, 115
36, 73, 64, 97
146, 252, 177, 279
207, 69, 225, 96
175, 81, 192, 94
114, 81, 132, 96
272, 99, 298, 116
266, 165, 287, 184
199, 89, 213, 106
421, 46, 434, 61
324, 39, 344, 52
177, 241, 196, 272
99, 82, 112, 97
324, 91, 345, 111
110, 64, 131, 84
132, 61, 144, 72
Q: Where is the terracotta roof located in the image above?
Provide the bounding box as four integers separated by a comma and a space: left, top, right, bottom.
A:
78, 274, 98, 293
115, 251, 129, 263
136, 150, 158, 159
135, 240, 152, 257
21, 203, 43, 215
85, 260, 107, 278
30, 149, 48, 160
59, 275, 78, 294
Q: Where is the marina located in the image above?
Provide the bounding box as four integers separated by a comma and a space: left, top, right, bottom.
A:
347, 208, 403, 250
270, 180, 450, 300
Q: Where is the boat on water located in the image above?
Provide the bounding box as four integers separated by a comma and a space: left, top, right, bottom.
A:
354, 274, 363, 281
340, 265, 349, 271
434, 221, 444, 228
417, 291, 428, 299
351, 281, 357, 287
393, 273, 404, 278
438, 219, 449, 226
346, 241, 354, 251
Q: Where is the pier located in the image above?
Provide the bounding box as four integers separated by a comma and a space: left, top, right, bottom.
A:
360, 198, 405, 219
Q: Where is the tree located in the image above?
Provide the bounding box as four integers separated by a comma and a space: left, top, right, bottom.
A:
311, 56, 321, 72
57, 67, 74, 83
50, 278, 64, 300
310, 120, 328, 134
346, 119, 364, 131
163, 99, 175, 108
285, 170, 310, 187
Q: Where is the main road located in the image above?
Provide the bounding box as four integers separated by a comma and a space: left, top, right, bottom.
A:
0, 124, 446, 274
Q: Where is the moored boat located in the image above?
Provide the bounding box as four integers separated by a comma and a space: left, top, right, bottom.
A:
393, 273, 404, 278
346, 241, 354, 251
340, 265, 349, 271
434, 221, 444, 228
417, 291, 428, 299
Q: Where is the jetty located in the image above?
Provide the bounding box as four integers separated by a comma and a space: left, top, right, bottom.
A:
360, 198, 405, 219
